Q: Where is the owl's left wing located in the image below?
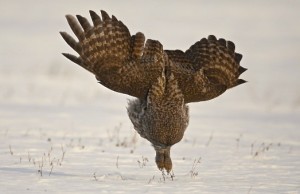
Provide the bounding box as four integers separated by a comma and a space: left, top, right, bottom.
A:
60, 10, 164, 99
165, 35, 247, 103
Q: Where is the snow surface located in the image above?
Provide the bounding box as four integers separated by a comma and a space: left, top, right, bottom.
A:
1, 1, 299, 193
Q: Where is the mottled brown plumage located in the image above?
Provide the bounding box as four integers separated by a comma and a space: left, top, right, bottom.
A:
60, 10, 247, 173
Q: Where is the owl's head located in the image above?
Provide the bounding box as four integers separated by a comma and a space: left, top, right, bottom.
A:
128, 72, 189, 144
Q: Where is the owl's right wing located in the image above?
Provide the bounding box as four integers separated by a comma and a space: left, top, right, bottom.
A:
165, 35, 247, 103
60, 10, 164, 99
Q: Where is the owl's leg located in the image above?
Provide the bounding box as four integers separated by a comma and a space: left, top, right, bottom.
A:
154, 146, 172, 174
155, 148, 165, 171
163, 146, 172, 174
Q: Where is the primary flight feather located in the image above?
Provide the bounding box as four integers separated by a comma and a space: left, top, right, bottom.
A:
60, 10, 246, 173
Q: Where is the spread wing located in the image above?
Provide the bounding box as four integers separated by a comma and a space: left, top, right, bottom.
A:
165, 35, 247, 103
60, 10, 164, 99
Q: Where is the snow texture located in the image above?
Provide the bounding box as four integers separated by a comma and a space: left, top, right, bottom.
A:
0, 1, 299, 193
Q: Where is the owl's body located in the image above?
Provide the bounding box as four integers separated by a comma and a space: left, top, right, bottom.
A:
60, 10, 246, 173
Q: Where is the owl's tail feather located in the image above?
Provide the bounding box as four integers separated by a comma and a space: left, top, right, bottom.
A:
147, 70, 184, 107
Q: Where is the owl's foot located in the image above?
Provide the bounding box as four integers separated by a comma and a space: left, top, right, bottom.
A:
155, 146, 172, 174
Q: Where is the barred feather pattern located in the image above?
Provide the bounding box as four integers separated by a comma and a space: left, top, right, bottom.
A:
60, 10, 246, 173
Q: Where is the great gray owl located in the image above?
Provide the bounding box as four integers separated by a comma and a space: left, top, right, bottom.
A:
60, 10, 246, 173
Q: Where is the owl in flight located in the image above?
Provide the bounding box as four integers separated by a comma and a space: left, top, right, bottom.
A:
60, 10, 246, 173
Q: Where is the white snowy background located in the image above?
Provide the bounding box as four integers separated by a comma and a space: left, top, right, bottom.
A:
0, 0, 299, 193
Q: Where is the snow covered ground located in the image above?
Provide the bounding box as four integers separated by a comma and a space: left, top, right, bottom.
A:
1, 1, 299, 193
